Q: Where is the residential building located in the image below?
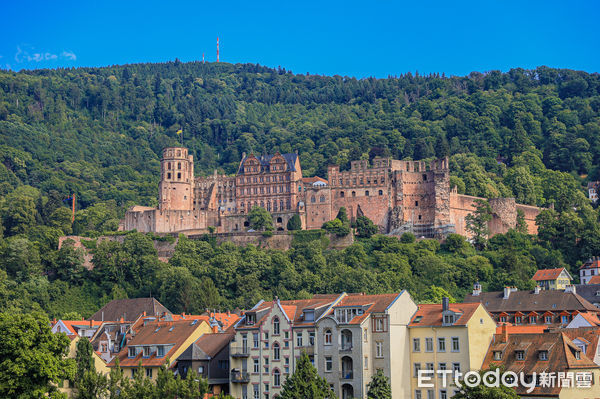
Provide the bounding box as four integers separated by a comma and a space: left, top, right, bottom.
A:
315, 292, 418, 399
482, 325, 600, 398
464, 285, 600, 326
51, 319, 104, 339
408, 299, 497, 399
229, 294, 343, 399
573, 283, 600, 308
88, 297, 172, 322
177, 332, 235, 396
532, 268, 573, 290
588, 181, 599, 203
109, 318, 211, 381
579, 257, 600, 285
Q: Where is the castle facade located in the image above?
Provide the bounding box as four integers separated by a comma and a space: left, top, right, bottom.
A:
122, 147, 540, 237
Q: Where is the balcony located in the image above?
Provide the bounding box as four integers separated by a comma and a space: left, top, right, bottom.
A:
298, 345, 314, 355
341, 371, 353, 380
230, 346, 250, 357
339, 345, 353, 353
230, 370, 250, 383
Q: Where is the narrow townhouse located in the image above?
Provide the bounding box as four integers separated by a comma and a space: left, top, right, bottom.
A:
408, 298, 497, 399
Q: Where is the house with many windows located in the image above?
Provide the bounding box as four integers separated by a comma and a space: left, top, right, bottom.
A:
108, 318, 211, 381
532, 268, 573, 290
408, 299, 497, 399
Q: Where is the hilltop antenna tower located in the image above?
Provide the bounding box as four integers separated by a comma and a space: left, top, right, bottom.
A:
217, 37, 220, 62
202, 53, 205, 63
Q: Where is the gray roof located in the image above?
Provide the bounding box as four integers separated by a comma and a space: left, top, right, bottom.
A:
239, 153, 298, 173
463, 290, 599, 313
575, 284, 600, 307
88, 298, 172, 322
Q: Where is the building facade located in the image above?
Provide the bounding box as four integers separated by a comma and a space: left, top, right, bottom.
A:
532, 268, 573, 290
123, 147, 540, 239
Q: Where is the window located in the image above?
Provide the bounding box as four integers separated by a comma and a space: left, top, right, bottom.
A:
376, 341, 384, 358
412, 338, 421, 352
545, 316, 552, 324
515, 316, 522, 324
452, 363, 461, 374
426, 363, 434, 371
561, 315, 569, 324
324, 329, 332, 345
516, 351, 525, 360
539, 351, 548, 360
415, 390, 422, 399
422, 174, 428, 181
575, 351, 581, 360
439, 390, 447, 399
320, 195, 326, 202
253, 333, 259, 348
253, 359, 260, 373
311, 196, 316, 203
443, 314, 454, 325
438, 363, 447, 377
273, 318, 280, 335
425, 338, 433, 352
438, 338, 446, 352
451, 337, 459, 352
414, 363, 421, 377
247, 314, 256, 325
144, 346, 151, 357
325, 356, 333, 371
379, 190, 383, 196
273, 370, 281, 387
296, 332, 303, 347
364, 328, 368, 342
427, 390, 434, 399
128, 347, 136, 358
493, 351, 502, 361
415, 201, 419, 206
273, 343, 280, 361
340, 191, 345, 198
177, 172, 181, 179
500, 316, 507, 323
146, 368, 153, 378
198, 366, 204, 374
365, 190, 370, 197
364, 356, 368, 369
157, 346, 164, 357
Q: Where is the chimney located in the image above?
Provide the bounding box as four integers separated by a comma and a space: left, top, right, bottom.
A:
212, 325, 219, 334
565, 285, 576, 294
102, 311, 104, 322
501, 323, 509, 343
503, 287, 511, 299
90, 320, 93, 327
534, 285, 541, 294
473, 282, 482, 296
442, 297, 450, 312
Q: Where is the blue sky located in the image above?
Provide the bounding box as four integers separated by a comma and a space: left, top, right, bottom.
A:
1, 0, 598, 78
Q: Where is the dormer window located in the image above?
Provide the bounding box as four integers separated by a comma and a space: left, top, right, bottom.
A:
128, 347, 136, 358
493, 351, 502, 361
246, 313, 256, 325
515, 350, 525, 361
539, 350, 548, 360
443, 314, 455, 325
143, 346, 151, 357
575, 350, 581, 360
303, 310, 314, 322
157, 346, 165, 357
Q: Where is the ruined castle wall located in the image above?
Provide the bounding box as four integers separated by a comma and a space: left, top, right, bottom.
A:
516, 204, 540, 234
449, 193, 479, 237
123, 208, 157, 232
305, 187, 333, 229
393, 169, 437, 225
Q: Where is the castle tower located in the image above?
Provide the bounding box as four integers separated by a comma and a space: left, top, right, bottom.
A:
158, 147, 194, 211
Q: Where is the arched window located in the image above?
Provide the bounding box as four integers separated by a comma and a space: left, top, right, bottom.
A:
274, 369, 281, 387
340, 191, 345, 198
178, 162, 181, 170
277, 217, 283, 223
324, 329, 332, 345
352, 191, 356, 197
311, 196, 316, 203
167, 162, 171, 170
365, 190, 369, 197
379, 190, 383, 196
320, 195, 326, 202
273, 343, 280, 361
273, 317, 280, 335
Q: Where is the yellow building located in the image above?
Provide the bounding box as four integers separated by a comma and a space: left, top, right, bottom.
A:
408, 299, 497, 399
532, 267, 573, 290
109, 318, 212, 381
58, 335, 110, 397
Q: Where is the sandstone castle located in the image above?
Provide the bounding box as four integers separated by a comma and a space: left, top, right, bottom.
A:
123, 147, 540, 238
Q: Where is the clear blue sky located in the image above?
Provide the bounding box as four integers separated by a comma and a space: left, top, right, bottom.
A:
1, 0, 598, 78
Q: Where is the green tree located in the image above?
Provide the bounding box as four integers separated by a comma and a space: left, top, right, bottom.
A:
465, 199, 492, 250
75, 337, 108, 399
366, 369, 391, 399
0, 312, 75, 398
515, 209, 528, 233
286, 214, 302, 231
247, 206, 273, 232
355, 215, 378, 238
335, 207, 350, 226
280, 352, 336, 399
452, 368, 519, 399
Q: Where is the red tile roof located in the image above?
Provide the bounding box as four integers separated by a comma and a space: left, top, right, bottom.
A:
532, 267, 568, 281
328, 293, 403, 324
108, 319, 208, 368
588, 275, 600, 284
53, 319, 105, 335
494, 324, 548, 335
409, 303, 481, 327
301, 176, 328, 185
580, 258, 600, 270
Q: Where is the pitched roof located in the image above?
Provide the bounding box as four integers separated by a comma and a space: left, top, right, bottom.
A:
327, 293, 403, 325
588, 276, 600, 284
494, 324, 549, 335
109, 319, 207, 368
532, 267, 569, 281
464, 289, 599, 313
561, 327, 600, 362
409, 303, 481, 327
52, 319, 105, 335
482, 332, 598, 396
581, 257, 600, 270
195, 333, 235, 358
88, 298, 172, 322
239, 153, 299, 173
301, 176, 328, 185
245, 294, 341, 328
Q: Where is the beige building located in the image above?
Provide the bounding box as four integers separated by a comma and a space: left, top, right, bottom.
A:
58, 335, 110, 397
408, 299, 497, 399
315, 291, 417, 399
229, 292, 418, 399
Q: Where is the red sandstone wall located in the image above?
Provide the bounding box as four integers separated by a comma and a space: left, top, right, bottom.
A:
516, 204, 540, 234
305, 187, 333, 229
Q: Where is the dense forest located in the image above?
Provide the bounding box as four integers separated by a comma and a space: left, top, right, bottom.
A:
0, 62, 599, 317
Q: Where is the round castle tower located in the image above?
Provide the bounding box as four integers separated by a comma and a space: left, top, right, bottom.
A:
158, 147, 194, 211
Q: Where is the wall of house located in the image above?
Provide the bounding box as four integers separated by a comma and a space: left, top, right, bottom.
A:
388, 292, 418, 399
466, 305, 497, 370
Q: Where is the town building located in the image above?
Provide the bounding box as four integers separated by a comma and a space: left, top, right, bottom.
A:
315, 292, 417, 399
51, 319, 104, 339
122, 146, 541, 239
108, 318, 211, 381
573, 283, 600, 309
88, 297, 172, 322
177, 332, 235, 396
532, 268, 573, 290
481, 325, 600, 398
464, 285, 600, 326
579, 257, 600, 285
407, 299, 497, 399
588, 181, 599, 203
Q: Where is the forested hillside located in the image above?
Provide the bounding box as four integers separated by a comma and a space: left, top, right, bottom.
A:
0, 62, 599, 317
